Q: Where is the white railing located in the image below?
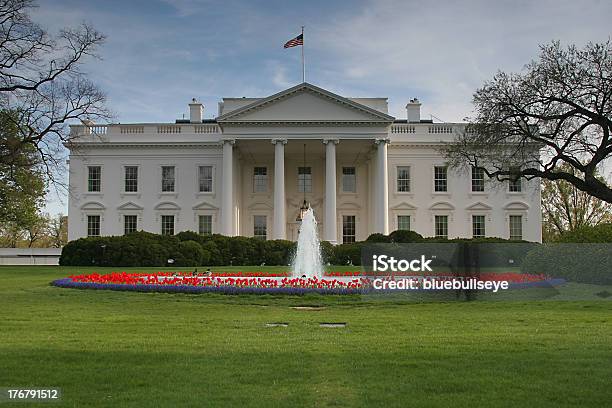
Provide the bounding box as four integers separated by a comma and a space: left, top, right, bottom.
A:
390, 124, 415, 133
428, 125, 454, 134
121, 126, 144, 134
390, 123, 463, 135
157, 125, 181, 133
70, 123, 221, 136
194, 124, 220, 133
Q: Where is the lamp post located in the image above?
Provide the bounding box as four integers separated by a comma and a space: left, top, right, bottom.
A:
296, 143, 310, 222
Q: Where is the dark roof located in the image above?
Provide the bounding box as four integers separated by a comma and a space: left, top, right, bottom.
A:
175, 119, 218, 124
393, 119, 433, 124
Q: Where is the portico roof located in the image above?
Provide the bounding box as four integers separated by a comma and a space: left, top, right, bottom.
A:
216, 82, 395, 124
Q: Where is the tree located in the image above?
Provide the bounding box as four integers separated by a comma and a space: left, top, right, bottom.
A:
0, 0, 109, 185
542, 164, 612, 241
444, 40, 612, 202
23, 212, 47, 247
46, 213, 67, 248
0, 109, 46, 229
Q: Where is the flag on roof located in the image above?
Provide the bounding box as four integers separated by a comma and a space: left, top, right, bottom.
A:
284, 33, 303, 48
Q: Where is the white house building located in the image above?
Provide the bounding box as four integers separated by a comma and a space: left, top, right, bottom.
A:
66, 83, 542, 243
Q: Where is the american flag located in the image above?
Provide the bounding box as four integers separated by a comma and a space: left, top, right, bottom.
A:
284, 33, 303, 48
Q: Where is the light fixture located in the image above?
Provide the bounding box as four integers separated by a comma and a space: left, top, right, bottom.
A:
296, 143, 310, 222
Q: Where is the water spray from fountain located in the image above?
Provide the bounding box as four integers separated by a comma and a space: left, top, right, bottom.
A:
291, 142, 324, 278
292, 207, 324, 278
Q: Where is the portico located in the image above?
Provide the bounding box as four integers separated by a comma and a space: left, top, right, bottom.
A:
216, 83, 395, 242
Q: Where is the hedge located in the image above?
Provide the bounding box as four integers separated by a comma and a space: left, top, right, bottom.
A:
521, 243, 612, 285
61, 230, 534, 268
60, 232, 296, 267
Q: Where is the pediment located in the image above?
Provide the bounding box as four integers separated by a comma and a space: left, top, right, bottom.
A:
429, 201, 455, 211
81, 201, 105, 210
504, 201, 529, 210
193, 201, 219, 211
117, 201, 143, 211
154, 201, 181, 211
217, 83, 394, 124
391, 201, 417, 211
466, 202, 493, 211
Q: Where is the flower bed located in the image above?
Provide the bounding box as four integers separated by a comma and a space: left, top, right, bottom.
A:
51, 272, 368, 295
51, 271, 561, 296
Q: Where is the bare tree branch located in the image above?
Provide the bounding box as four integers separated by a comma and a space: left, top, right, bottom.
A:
444, 40, 612, 203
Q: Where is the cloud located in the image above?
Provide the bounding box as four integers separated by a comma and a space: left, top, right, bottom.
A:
311, 0, 612, 121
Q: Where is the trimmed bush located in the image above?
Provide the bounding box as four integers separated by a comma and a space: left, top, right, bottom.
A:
389, 230, 424, 243
366, 233, 391, 243
60, 230, 538, 268
61, 232, 294, 267
521, 243, 612, 285
332, 243, 363, 266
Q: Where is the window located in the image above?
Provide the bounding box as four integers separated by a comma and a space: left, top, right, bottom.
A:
253, 167, 268, 193
298, 167, 312, 193
342, 167, 356, 193
199, 215, 213, 235
87, 215, 100, 237
397, 166, 411, 192
434, 215, 448, 238
161, 215, 174, 235
397, 215, 411, 231
471, 167, 485, 192
509, 167, 522, 192
253, 215, 267, 240
434, 166, 448, 192
342, 215, 356, 243
88, 166, 101, 192
124, 215, 137, 235
124, 166, 138, 192
472, 215, 486, 238
199, 166, 213, 192
161, 166, 175, 192
509, 215, 523, 240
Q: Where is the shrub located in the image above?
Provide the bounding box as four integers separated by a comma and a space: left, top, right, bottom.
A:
332, 243, 363, 266
262, 240, 295, 266
366, 233, 391, 243
319, 241, 335, 264
521, 243, 612, 285
388, 230, 424, 243
174, 240, 204, 266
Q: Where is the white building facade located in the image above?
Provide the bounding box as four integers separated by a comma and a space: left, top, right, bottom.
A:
67, 83, 542, 243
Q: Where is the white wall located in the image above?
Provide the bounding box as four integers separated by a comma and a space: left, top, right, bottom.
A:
68, 145, 223, 240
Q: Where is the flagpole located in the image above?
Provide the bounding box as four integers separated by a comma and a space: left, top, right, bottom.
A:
301, 26, 305, 83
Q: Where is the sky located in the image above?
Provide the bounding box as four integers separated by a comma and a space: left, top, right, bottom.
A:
32, 0, 612, 215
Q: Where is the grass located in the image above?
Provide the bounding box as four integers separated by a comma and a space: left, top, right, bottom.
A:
1, 266, 611, 407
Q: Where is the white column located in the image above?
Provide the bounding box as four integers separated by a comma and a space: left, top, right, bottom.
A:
272, 139, 287, 240
221, 139, 235, 236
375, 138, 389, 234
323, 139, 338, 244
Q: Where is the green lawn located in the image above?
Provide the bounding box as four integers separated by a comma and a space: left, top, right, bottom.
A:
1, 266, 611, 407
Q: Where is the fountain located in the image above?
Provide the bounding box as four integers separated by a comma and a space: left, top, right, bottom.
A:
291, 207, 324, 278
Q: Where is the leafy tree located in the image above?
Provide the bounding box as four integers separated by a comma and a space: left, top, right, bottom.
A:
0, 109, 46, 234
46, 214, 68, 248
542, 164, 612, 241
445, 40, 612, 202
23, 213, 47, 247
